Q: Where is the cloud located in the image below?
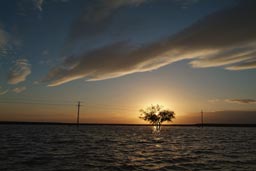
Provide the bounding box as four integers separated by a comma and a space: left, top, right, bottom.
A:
18, 0, 69, 14
190, 46, 256, 68
44, 0, 256, 86
225, 58, 256, 70
12, 86, 26, 93
0, 87, 8, 95
34, 0, 44, 11
65, 0, 148, 50
8, 59, 31, 85
66, 0, 198, 46
16, 0, 44, 15
226, 99, 256, 104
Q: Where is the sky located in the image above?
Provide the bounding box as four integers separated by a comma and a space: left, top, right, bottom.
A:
0, 0, 256, 124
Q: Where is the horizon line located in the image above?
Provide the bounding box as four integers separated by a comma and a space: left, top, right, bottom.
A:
0, 121, 256, 127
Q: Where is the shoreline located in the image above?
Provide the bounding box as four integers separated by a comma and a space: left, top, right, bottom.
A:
0, 121, 256, 127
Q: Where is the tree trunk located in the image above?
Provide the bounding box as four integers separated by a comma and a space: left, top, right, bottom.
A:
156, 122, 161, 131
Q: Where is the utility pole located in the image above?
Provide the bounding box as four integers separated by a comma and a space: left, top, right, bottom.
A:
201, 110, 204, 127
77, 101, 81, 127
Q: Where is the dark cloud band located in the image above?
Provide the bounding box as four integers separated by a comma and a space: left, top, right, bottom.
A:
43, 0, 256, 86
226, 99, 256, 104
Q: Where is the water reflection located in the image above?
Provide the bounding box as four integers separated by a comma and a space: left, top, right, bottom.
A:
0, 125, 255, 171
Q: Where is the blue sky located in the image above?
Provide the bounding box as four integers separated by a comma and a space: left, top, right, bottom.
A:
0, 0, 256, 123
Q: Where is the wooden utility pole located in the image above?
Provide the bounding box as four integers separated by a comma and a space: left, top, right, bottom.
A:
201, 110, 204, 127
77, 101, 81, 126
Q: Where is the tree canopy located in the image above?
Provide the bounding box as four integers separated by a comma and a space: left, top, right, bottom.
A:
139, 104, 175, 130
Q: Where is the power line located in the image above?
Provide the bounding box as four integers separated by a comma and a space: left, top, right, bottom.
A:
0, 100, 139, 111
0, 101, 75, 106
0, 97, 78, 103
0, 98, 140, 109
0, 96, 143, 112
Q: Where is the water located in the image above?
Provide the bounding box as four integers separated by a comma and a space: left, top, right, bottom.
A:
0, 125, 255, 171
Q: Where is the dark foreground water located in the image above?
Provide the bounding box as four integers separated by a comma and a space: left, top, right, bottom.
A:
0, 125, 255, 171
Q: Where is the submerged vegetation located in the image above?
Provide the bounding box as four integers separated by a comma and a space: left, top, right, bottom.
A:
139, 104, 175, 131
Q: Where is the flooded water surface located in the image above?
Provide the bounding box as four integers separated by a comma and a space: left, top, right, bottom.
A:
0, 125, 255, 171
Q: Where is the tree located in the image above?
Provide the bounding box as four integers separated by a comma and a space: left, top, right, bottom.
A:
139, 104, 175, 131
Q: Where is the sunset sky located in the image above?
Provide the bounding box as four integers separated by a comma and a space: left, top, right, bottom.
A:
0, 0, 256, 124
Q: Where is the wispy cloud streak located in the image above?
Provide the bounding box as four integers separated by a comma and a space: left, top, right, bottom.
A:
8, 59, 31, 84
34, 0, 44, 11
65, 0, 147, 51
12, 86, 26, 93
226, 99, 256, 104
44, 0, 256, 86
0, 87, 8, 95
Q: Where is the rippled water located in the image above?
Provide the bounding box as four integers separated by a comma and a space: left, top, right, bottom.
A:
0, 125, 255, 171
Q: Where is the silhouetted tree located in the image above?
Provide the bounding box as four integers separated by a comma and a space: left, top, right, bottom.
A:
139, 104, 175, 131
